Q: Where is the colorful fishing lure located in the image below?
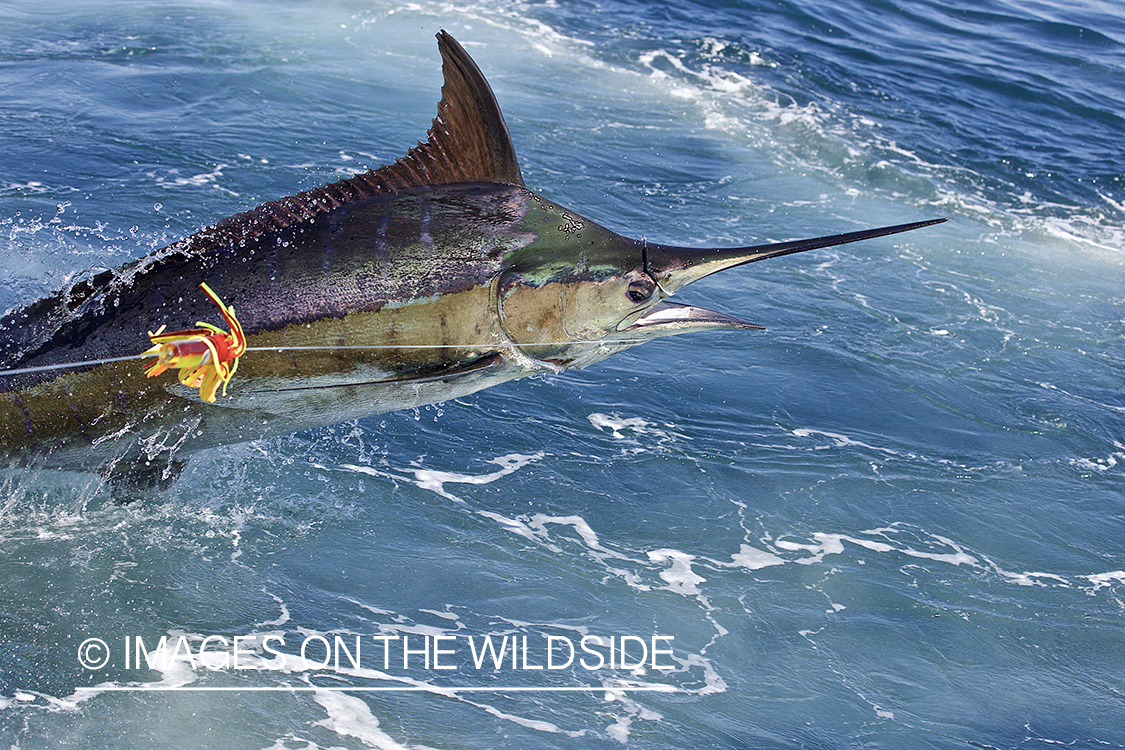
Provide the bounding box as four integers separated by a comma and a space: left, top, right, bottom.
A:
142, 283, 246, 403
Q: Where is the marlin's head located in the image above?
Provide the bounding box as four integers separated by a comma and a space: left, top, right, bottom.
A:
496, 193, 944, 368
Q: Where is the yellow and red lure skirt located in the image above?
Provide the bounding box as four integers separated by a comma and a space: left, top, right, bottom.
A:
142, 283, 246, 403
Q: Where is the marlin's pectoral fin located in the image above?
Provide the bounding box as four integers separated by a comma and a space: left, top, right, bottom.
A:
261, 352, 506, 394
374, 352, 506, 387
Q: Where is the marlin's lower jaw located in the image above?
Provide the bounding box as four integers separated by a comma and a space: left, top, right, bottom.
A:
621, 300, 765, 338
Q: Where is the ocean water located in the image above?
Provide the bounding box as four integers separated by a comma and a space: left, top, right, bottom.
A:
1, 0, 1123, 747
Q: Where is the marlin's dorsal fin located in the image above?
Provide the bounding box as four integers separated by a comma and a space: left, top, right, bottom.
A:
373, 30, 524, 190
180, 31, 522, 250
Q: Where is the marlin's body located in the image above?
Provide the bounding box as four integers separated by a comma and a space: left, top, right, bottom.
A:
0, 33, 942, 485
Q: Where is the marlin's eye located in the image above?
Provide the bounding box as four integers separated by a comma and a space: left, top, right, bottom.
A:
627, 278, 655, 303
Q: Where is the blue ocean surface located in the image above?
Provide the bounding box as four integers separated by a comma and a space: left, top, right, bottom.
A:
1, 0, 1123, 747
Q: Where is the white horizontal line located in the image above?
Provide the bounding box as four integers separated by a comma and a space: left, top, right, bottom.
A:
80, 685, 676, 693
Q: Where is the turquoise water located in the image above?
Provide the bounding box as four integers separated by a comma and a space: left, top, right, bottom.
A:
1, 0, 1123, 748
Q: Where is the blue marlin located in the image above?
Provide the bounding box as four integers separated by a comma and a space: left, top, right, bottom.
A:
0, 32, 943, 490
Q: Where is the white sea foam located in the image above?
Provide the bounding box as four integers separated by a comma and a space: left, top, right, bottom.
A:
1085, 571, 1125, 593
647, 549, 707, 595
792, 428, 899, 456
732, 524, 1125, 599
587, 412, 684, 454
588, 412, 657, 439
602, 685, 665, 744
152, 164, 239, 197
1069, 441, 1125, 472
409, 453, 544, 501
455, 698, 575, 737
258, 734, 321, 750
313, 690, 440, 750
340, 452, 545, 502
256, 590, 292, 628
729, 544, 786, 571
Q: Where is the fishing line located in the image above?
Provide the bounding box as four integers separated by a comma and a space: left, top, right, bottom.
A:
0, 354, 151, 376
242, 342, 645, 351
0, 340, 646, 378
